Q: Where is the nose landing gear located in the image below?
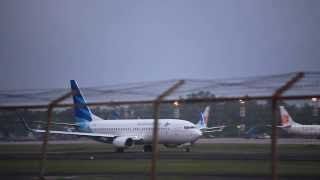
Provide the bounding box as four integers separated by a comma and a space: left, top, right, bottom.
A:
143, 145, 153, 152
115, 148, 124, 153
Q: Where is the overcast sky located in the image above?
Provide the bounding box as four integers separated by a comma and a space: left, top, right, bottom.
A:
0, 0, 319, 90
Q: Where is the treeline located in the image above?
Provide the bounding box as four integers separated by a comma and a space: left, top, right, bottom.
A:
0, 91, 319, 138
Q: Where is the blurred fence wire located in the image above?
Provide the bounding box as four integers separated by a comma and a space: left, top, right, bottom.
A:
0, 72, 319, 109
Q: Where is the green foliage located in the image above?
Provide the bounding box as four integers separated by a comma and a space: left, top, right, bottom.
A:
0, 96, 318, 139
1, 159, 320, 176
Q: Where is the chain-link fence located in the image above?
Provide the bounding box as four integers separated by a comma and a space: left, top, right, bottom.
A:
1, 71, 320, 180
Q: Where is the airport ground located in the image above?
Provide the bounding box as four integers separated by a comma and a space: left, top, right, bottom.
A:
0, 138, 320, 180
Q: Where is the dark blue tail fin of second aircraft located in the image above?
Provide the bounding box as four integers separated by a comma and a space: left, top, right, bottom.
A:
70, 80, 93, 123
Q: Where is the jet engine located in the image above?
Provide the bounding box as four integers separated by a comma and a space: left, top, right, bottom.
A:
112, 137, 134, 148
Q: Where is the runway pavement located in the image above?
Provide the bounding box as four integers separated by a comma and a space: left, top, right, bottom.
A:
1, 138, 319, 161
1, 138, 319, 145
1, 150, 320, 161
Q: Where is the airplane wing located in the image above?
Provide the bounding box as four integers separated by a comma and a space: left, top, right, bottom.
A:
201, 125, 226, 133
266, 124, 291, 128
277, 125, 291, 128
30, 128, 116, 138
201, 129, 223, 133
30, 120, 79, 127
204, 125, 226, 130
22, 118, 116, 138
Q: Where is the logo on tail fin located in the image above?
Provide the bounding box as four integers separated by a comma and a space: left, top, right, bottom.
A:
70, 80, 93, 124
198, 112, 206, 129
281, 114, 289, 125
197, 106, 210, 129
203, 106, 210, 126
279, 106, 297, 127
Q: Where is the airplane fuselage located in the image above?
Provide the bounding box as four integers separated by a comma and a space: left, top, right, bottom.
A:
87, 119, 202, 145
282, 124, 320, 136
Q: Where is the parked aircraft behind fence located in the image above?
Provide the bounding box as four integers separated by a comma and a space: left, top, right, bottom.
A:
196, 106, 226, 134
278, 106, 320, 137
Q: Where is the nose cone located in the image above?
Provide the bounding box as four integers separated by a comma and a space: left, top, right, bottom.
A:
192, 129, 202, 142
196, 129, 202, 136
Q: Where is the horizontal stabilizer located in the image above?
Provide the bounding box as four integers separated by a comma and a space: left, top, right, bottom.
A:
277, 125, 291, 128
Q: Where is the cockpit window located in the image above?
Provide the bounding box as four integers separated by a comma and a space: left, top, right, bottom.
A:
184, 126, 196, 129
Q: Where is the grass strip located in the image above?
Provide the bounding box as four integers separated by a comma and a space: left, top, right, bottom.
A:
0, 160, 320, 176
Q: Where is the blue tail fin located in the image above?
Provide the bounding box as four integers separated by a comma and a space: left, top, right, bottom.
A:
196, 106, 210, 129
197, 112, 206, 129
70, 80, 93, 123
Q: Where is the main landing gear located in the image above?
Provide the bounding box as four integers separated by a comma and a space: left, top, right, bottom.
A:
115, 148, 124, 153
143, 145, 152, 152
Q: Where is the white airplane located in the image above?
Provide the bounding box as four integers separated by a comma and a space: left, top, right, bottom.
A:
23, 80, 203, 152
196, 106, 225, 134
278, 106, 320, 137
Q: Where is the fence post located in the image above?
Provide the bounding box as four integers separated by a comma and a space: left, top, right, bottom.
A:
150, 80, 185, 180
270, 72, 304, 180
39, 92, 72, 180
